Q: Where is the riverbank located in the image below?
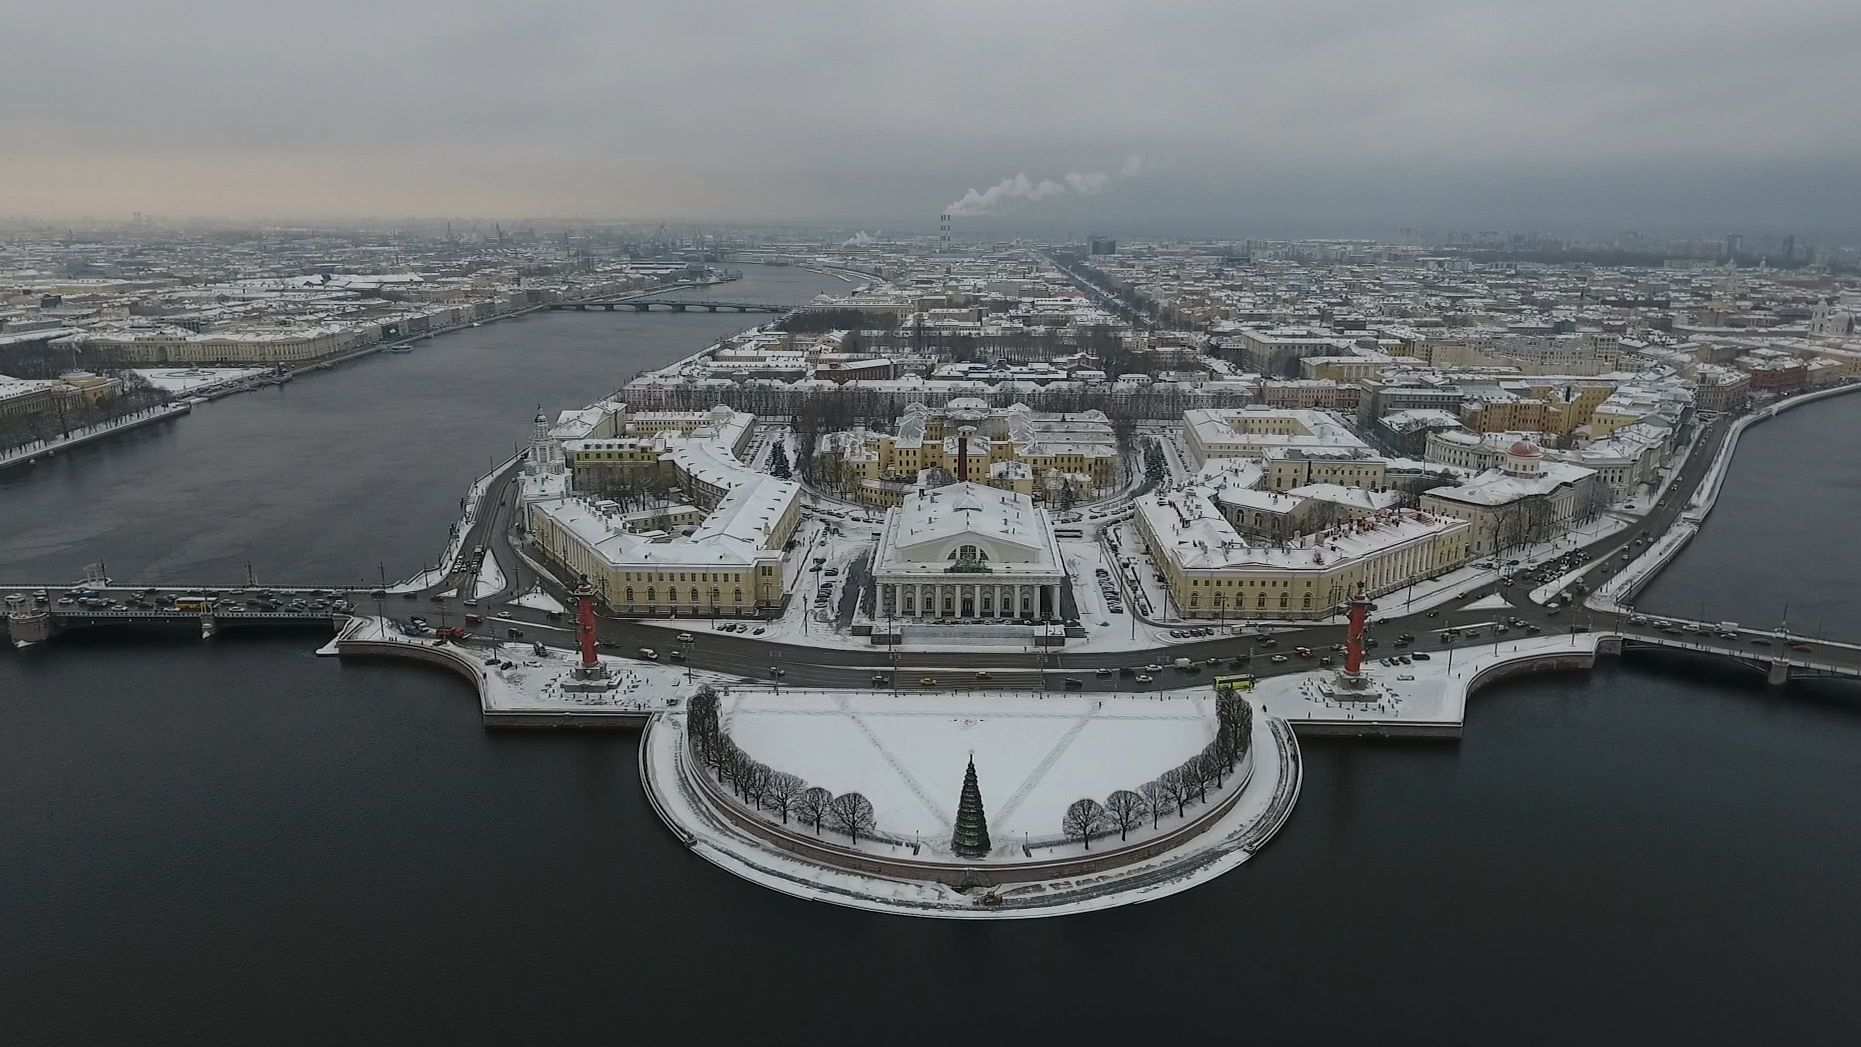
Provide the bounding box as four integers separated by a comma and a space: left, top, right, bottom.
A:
329, 614, 724, 726
1599, 382, 1861, 608
0, 402, 192, 474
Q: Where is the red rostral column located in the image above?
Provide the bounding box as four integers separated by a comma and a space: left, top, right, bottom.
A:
574, 577, 599, 671
1344, 585, 1370, 675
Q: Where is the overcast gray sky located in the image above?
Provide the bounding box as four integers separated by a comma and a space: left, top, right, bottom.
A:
5, 0, 1858, 235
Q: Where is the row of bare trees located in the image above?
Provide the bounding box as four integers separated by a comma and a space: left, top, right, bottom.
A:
687, 687, 879, 845
1060, 694, 1255, 849
0, 371, 175, 455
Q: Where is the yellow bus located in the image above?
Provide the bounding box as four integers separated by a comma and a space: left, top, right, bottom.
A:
1212, 673, 1255, 694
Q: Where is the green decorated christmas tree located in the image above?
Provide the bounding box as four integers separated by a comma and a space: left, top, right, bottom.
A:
950, 755, 992, 858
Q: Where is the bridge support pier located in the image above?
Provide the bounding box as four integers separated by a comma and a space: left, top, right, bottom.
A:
200, 612, 217, 640
5, 595, 53, 649
1767, 659, 1791, 686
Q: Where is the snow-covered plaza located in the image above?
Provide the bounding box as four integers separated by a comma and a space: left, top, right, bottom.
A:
644, 688, 1303, 918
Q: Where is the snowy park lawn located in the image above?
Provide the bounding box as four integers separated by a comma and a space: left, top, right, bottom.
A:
129, 367, 268, 393
508, 588, 566, 613
720, 689, 1217, 858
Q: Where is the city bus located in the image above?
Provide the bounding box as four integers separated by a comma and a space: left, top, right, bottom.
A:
172, 593, 214, 612
1212, 673, 1255, 694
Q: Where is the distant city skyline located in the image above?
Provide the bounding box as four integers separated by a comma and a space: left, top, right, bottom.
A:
6, 1, 1859, 236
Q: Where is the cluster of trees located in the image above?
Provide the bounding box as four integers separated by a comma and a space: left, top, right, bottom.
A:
687, 688, 879, 845
1059, 694, 1254, 848
1143, 438, 1169, 485
582, 467, 681, 513
777, 309, 901, 335
0, 371, 174, 455
768, 442, 792, 479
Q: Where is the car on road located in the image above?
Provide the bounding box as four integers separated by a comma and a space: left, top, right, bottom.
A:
1145, 663, 1163, 673
463, 613, 482, 625
919, 676, 937, 687
1749, 637, 1772, 646
753, 627, 766, 635
638, 648, 658, 660
676, 632, 694, 643
1135, 673, 1154, 683
1096, 667, 1112, 676
1064, 678, 1083, 688
669, 651, 686, 661
1270, 654, 1289, 663
871, 674, 889, 684
975, 671, 992, 680
1412, 652, 1431, 660
1789, 641, 1811, 651
769, 667, 786, 677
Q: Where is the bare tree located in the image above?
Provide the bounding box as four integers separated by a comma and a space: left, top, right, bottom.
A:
763, 771, 804, 824
1138, 780, 1172, 828
741, 761, 773, 808
713, 737, 744, 786
1196, 747, 1229, 792
1062, 798, 1109, 848
826, 792, 877, 845
1157, 768, 1190, 820
1104, 790, 1150, 841
796, 787, 833, 835
1177, 756, 1211, 807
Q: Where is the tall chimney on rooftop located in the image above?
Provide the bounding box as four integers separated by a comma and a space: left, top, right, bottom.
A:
957, 425, 975, 482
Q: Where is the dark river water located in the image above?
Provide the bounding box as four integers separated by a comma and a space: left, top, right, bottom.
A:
3, 269, 1859, 1044
1640, 395, 1861, 641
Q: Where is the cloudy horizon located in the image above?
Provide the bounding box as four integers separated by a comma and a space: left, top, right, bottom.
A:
5, 0, 1859, 238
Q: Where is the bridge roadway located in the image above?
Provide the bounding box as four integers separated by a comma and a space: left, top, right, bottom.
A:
12, 408, 1861, 690
548, 299, 788, 313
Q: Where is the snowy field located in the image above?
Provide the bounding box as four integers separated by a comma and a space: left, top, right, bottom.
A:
647, 707, 1298, 918
508, 588, 566, 613
130, 367, 268, 394
721, 689, 1217, 856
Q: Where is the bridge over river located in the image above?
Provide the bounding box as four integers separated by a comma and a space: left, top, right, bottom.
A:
549, 299, 789, 314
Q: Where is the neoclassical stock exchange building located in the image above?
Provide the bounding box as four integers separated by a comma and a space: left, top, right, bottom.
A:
873, 482, 1068, 622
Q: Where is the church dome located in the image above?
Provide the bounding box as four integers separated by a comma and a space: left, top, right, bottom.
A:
1507, 439, 1542, 457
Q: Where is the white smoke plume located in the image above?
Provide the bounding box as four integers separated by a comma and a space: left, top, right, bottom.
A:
947, 156, 1146, 216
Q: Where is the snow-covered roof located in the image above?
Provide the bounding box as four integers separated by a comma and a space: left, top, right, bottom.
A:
876, 483, 1063, 578
1137, 486, 1466, 572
